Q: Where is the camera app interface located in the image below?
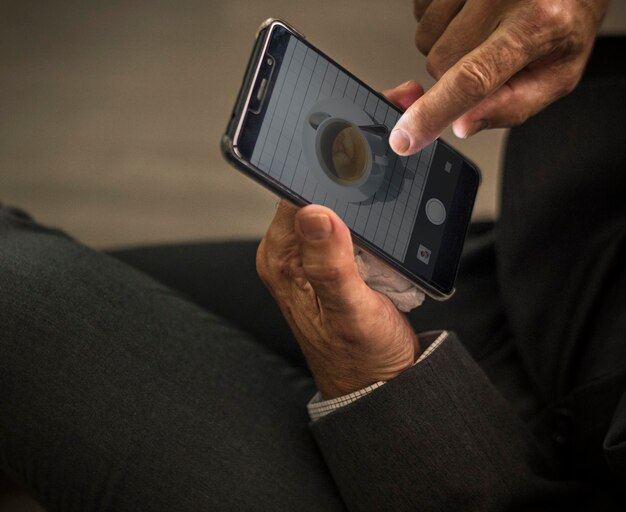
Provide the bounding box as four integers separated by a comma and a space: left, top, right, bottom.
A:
248, 32, 465, 281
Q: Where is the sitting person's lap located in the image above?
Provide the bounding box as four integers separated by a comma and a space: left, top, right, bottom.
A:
0, 207, 345, 511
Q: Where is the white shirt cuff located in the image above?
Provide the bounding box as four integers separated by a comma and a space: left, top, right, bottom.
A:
307, 330, 449, 421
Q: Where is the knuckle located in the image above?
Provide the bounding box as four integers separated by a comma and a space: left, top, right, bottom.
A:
452, 59, 495, 102
256, 240, 290, 281
303, 260, 343, 283
415, 29, 432, 56
262, 228, 280, 250
516, 1, 579, 53
425, 51, 443, 79
256, 242, 302, 302
426, 42, 460, 79
414, 10, 441, 57
255, 241, 271, 284
534, 0, 574, 33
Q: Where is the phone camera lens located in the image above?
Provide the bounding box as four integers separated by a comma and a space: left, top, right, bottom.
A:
266, 57, 273, 66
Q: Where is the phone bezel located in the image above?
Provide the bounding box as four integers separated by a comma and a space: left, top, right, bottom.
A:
222, 18, 480, 301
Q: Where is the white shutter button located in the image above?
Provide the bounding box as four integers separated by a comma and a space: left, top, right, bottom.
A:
425, 198, 446, 225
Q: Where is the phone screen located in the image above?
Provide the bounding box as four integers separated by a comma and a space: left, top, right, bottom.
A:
234, 24, 478, 296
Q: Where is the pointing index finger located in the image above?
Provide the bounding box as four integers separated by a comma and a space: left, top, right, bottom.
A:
390, 28, 533, 155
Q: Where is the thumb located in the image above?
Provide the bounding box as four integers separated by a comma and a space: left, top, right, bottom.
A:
295, 205, 369, 313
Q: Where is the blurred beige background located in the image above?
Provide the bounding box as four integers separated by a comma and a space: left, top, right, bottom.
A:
1, 1, 625, 510
2, 1, 625, 250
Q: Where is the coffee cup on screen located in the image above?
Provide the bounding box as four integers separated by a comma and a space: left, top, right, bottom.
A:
308, 112, 388, 187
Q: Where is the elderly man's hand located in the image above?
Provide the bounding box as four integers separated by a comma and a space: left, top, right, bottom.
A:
389, 0, 609, 155
257, 201, 419, 399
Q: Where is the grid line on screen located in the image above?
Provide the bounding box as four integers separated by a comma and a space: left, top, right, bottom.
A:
277, 54, 322, 184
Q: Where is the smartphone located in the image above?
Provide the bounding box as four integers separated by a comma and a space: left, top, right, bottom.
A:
222, 18, 480, 300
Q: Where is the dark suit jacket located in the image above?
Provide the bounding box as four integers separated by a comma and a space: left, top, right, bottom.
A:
310, 37, 626, 511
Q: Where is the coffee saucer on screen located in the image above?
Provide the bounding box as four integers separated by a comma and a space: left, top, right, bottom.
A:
301, 98, 386, 203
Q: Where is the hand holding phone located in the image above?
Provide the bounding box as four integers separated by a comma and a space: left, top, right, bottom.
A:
257, 199, 419, 399
222, 19, 480, 300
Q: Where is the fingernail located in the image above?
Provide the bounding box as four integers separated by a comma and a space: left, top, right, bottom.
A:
452, 123, 469, 139
299, 214, 332, 240
402, 80, 414, 88
390, 128, 411, 154
454, 119, 488, 139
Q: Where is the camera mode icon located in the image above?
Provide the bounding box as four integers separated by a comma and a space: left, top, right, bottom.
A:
417, 244, 431, 265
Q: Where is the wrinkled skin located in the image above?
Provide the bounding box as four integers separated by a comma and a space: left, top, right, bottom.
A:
389, 0, 609, 155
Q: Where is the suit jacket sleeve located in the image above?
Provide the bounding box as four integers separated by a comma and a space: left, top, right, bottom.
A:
310, 331, 625, 511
